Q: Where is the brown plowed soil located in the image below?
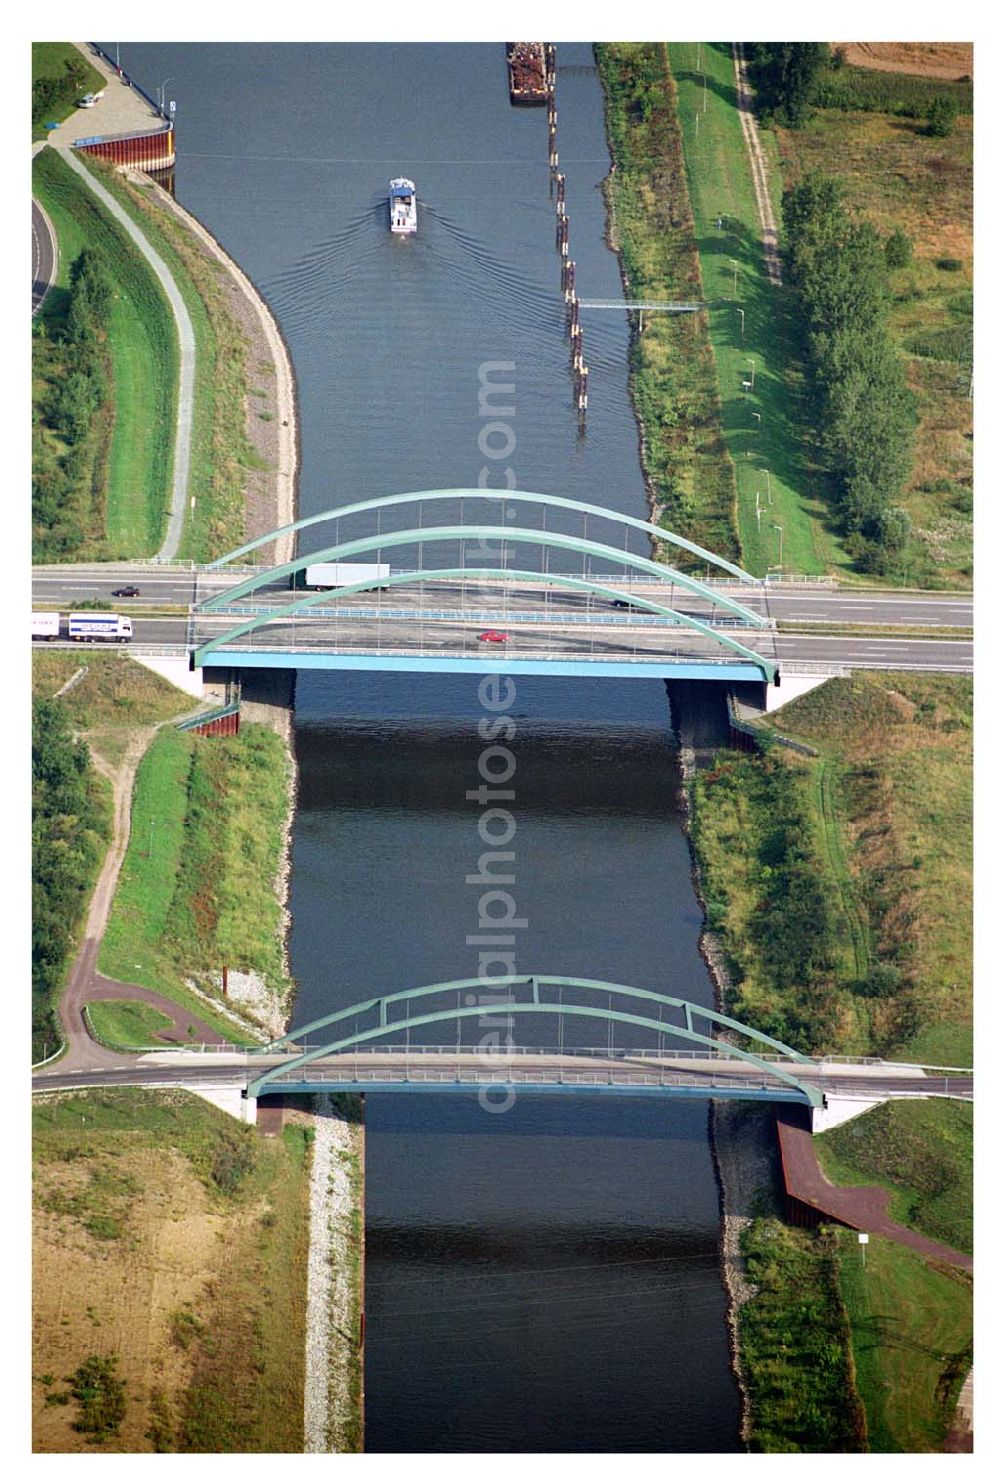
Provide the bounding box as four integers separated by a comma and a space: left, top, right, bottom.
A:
776, 1107, 973, 1272
835, 43, 973, 80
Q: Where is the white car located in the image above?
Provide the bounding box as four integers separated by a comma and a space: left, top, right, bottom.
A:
79, 93, 96, 108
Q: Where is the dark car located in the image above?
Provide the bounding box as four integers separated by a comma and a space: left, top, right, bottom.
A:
111, 585, 141, 597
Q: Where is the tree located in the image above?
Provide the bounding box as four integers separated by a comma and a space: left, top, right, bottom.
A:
926, 94, 959, 137
749, 43, 828, 126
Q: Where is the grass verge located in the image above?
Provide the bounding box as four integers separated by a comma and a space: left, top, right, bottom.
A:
814, 1099, 972, 1255
739, 1218, 866, 1451
78, 157, 268, 562
833, 1229, 971, 1452
99, 723, 292, 1031
595, 44, 741, 566
32, 44, 103, 141
33, 1088, 311, 1452
85, 999, 177, 1051
33, 148, 177, 558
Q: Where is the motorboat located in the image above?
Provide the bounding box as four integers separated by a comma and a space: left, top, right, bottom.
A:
389, 177, 417, 235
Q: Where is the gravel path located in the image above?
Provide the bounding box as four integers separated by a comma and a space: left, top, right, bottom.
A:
732, 44, 783, 288
56, 147, 194, 560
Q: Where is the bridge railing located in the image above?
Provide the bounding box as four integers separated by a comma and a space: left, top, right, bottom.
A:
269, 1064, 806, 1093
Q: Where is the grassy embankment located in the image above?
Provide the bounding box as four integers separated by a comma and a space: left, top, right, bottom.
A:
98, 722, 292, 1039
33, 149, 177, 559
32, 1089, 311, 1452
668, 43, 847, 577
773, 62, 972, 587
32, 43, 103, 141
694, 673, 971, 1451
85, 999, 176, 1051
595, 44, 740, 567
77, 156, 271, 562
692, 673, 971, 1063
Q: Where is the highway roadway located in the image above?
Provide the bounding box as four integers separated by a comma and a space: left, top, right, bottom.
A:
32, 609, 973, 675
32, 564, 973, 629
31, 199, 57, 316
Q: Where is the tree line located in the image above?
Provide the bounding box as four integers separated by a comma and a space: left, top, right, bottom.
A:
782, 173, 917, 574
32, 698, 108, 1060
33, 249, 114, 559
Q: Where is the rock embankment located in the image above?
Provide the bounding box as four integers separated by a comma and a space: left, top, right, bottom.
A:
304, 1099, 364, 1453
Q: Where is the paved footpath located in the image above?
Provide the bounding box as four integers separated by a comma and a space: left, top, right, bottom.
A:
777, 1107, 973, 1272
53, 145, 194, 561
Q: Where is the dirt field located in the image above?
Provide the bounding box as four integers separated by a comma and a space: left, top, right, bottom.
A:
32, 1090, 310, 1453
835, 44, 973, 80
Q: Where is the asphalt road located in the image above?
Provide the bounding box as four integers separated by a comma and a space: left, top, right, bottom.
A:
32, 565, 973, 628
32, 1050, 972, 1102
31, 199, 57, 316
33, 609, 972, 674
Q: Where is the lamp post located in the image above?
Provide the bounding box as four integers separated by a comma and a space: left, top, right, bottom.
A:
730, 259, 739, 298
773, 524, 784, 568
745, 359, 755, 390
158, 77, 174, 115
764, 468, 771, 504
735, 306, 744, 336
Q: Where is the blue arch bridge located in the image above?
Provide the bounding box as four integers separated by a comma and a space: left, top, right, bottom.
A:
191, 488, 782, 685
244, 977, 824, 1108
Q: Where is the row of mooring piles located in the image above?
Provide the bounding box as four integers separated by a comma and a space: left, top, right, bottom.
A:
545, 48, 588, 416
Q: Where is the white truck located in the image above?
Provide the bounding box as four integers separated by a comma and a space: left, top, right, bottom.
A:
32, 612, 60, 641
304, 562, 391, 591
67, 613, 133, 643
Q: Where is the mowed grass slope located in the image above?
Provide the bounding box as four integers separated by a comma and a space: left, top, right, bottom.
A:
78, 158, 264, 562
669, 42, 846, 577
33, 149, 177, 558
834, 1230, 971, 1452
33, 1089, 310, 1452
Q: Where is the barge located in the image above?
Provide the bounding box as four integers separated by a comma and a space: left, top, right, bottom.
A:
507, 43, 548, 105
389, 177, 417, 235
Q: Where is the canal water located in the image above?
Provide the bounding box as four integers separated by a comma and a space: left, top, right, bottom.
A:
110, 42, 741, 1451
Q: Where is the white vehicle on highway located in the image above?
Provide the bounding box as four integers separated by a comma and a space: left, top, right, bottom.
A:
68, 613, 132, 643
304, 562, 391, 591
32, 612, 60, 641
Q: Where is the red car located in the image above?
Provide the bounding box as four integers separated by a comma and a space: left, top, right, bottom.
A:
477, 629, 509, 644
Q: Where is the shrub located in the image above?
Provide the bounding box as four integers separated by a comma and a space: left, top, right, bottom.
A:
884, 227, 913, 270
69, 1355, 127, 1443
926, 94, 959, 137
936, 257, 962, 272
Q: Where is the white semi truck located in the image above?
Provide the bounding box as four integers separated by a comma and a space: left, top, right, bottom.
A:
304, 562, 391, 591
67, 613, 133, 643
32, 612, 60, 640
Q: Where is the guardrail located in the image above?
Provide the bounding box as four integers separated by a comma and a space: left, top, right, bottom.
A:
202, 604, 769, 630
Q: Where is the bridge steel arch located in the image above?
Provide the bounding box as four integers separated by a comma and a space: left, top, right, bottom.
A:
199, 524, 768, 628
195, 563, 776, 679
248, 976, 821, 1106
205, 487, 760, 585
